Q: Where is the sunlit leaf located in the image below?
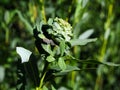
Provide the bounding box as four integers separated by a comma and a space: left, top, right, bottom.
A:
16, 47, 32, 63
41, 44, 52, 54
58, 57, 66, 71
53, 65, 80, 76
0, 66, 5, 82
46, 55, 55, 62
59, 40, 65, 56
4, 11, 10, 24
79, 29, 94, 39
48, 18, 53, 25
51, 85, 56, 90
69, 38, 97, 46
43, 86, 48, 90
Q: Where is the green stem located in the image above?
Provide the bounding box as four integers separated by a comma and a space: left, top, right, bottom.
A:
38, 60, 48, 89
39, 71, 47, 90
66, 0, 74, 21
71, 71, 76, 87
94, 2, 113, 90
39, 0, 46, 23
1, 22, 9, 44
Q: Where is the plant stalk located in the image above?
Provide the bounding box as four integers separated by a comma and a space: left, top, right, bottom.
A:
94, 2, 114, 90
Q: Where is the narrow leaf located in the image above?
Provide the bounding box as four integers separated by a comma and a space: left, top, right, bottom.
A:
79, 29, 94, 39
102, 62, 120, 66
53, 65, 80, 76
58, 57, 66, 71
69, 38, 97, 46
0, 66, 5, 82
59, 40, 65, 56
76, 59, 120, 67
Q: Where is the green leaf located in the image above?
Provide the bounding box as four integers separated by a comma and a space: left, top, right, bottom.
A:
63, 65, 80, 72
43, 86, 48, 90
59, 40, 65, 56
36, 21, 44, 33
76, 59, 120, 66
79, 29, 94, 39
52, 46, 60, 56
38, 34, 46, 39
53, 65, 80, 76
0, 66, 5, 82
48, 18, 53, 25
69, 38, 97, 46
4, 11, 10, 24
46, 55, 55, 62
41, 44, 52, 54
101, 62, 120, 66
58, 57, 66, 71
51, 85, 56, 90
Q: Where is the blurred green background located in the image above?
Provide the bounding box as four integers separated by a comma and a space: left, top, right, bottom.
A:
0, 0, 120, 90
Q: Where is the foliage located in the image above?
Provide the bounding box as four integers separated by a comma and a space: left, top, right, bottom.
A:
0, 0, 120, 90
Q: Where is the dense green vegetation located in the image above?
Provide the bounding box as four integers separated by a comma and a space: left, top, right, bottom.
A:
0, 0, 120, 90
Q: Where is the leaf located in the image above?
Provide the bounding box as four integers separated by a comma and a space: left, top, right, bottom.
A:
43, 86, 48, 90
53, 65, 80, 76
69, 38, 97, 46
38, 34, 46, 39
41, 44, 52, 54
53, 59, 120, 76
4, 11, 10, 24
79, 29, 94, 39
63, 65, 80, 72
101, 62, 120, 66
46, 55, 55, 62
16, 47, 32, 63
0, 66, 5, 82
82, 0, 89, 8
69, 56, 120, 67
76, 59, 120, 66
52, 46, 60, 56
58, 57, 66, 71
59, 40, 65, 56
51, 85, 56, 90
36, 21, 44, 33
48, 18, 53, 25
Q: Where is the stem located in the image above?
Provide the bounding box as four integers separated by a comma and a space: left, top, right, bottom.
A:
1, 22, 9, 44
94, 2, 113, 90
39, 71, 47, 90
71, 71, 76, 86
39, 0, 46, 22
38, 61, 48, 89
28, 2, 37, 23
5, 27, 9, 44
66, 0, 74, 22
